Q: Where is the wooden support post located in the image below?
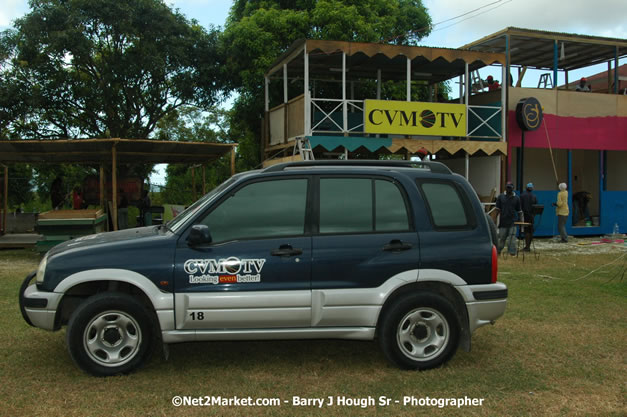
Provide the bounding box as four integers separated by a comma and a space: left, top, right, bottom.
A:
614, 47, 619, 94
516, 67, 527, 88
2, 165, 7, 235
501, 63, 507, 142
112, 143, 118, 231
465, 62, 469, 138
99, 164, 105, 209
553, 40, 558, 90
230, 147, 236, 176
202, 166, 206, 195
191, 167, 196, 202
406, 57, 411, 101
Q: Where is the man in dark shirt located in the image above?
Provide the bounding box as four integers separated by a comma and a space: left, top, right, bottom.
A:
495, 182, 522, 256
572, 191, 592, 225
520, 183, 538, 251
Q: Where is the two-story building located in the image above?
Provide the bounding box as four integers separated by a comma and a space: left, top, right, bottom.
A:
261, 39, 509, 201
465, 28, 627, 236
262, 30, 626, 237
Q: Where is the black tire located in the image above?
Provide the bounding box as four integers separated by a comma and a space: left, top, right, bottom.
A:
379, 293, 460, 370
66, 292, 154, 376
486, 213, 498, 246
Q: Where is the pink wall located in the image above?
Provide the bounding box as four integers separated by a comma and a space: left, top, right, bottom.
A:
508, 112, 627, 151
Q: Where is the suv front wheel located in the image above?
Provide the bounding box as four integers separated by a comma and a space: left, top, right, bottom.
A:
66, 292, 155, 376
379, 293, 460, 370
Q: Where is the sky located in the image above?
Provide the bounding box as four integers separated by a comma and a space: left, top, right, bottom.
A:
2, 0, 626, 184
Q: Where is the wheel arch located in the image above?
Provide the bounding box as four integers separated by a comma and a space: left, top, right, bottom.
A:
53, 269, 173, 331
376, 280, 471, 352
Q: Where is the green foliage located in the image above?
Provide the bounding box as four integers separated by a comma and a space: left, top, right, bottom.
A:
159, 156, 232, 206
32, 164, 98, 209
153, 105, 234, 205
221, 0, 433, 168
0, 0, 226, 139
4, 164, 34, 209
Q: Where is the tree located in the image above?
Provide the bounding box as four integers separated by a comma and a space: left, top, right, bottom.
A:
5, 164, 35, 209
153, 105, 233, 205
221, 0, 432, 167
0, 0, 226, 140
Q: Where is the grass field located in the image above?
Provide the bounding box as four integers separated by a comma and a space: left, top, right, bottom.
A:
0, 242, 625, 416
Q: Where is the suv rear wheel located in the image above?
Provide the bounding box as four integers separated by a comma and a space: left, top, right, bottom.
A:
379, 293, 460, 370
66, 292, 154, 376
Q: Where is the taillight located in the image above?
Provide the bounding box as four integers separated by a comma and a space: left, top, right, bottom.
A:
491, 245, 498, 283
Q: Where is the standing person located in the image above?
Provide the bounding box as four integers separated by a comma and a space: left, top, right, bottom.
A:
572, 190, 592, 225
486, 75, 500, 91
139, 189, 152, 226
553, 183, 570, 242
50, 176, 64, 210
118, 189, 129, 230
72, 186, 84, 210
495, 182, 522, 256
520, 183, 538, 252
575, 77, 590, 92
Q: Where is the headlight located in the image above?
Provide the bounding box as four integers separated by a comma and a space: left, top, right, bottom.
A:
35, 254, 48, 284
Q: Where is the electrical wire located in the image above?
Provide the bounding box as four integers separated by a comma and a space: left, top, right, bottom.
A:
572, 251, 627, 281
390, 0, 515, 42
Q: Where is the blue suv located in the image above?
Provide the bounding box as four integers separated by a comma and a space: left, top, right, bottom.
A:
20, 160, 507, 376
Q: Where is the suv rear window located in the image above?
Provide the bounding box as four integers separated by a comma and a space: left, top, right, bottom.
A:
419, 181, 472, 228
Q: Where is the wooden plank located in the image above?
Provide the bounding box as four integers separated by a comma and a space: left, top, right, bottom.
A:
39, 209, 103, 220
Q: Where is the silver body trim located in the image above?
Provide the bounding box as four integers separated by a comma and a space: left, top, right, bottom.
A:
175, 291, 312, 329
455, 282, 508, 332
30, 266, 507, 344
54, 269, 175, 330
23, 284, 63, 331
466, 299, 508, 332
162, 327, 376, 343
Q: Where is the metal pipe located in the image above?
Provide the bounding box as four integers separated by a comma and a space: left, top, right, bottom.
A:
342, 52, 347, 132
406, 57, 411, 101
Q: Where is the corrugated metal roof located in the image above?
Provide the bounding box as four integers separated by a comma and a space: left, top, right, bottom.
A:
266, 39, 506, 84
462, 27, 627, 71
0, 138, 235, 164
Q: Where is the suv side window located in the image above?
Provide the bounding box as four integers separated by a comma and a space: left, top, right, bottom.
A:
201, 178, 308, 243
419, 181, 473, 228
319, 178, 410, 233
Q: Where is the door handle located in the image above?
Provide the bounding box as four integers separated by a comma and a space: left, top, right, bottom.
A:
383, 239, 413, 252
271, 244, 303, 257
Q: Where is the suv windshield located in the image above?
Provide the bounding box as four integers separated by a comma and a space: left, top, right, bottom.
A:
166, 176, 237, 233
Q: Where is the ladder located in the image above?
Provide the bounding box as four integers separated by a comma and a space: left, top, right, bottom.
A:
293, 137, 315, 161
538, 73, 553, 89
471, 70, 485, 92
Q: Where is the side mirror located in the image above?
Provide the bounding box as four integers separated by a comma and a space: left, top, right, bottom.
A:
187, 224, 212, 246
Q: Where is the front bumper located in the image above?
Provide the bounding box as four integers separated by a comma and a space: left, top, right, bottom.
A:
19, 272, 63, 331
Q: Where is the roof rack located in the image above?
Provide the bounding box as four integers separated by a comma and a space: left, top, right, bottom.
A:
263, 160, 452, 174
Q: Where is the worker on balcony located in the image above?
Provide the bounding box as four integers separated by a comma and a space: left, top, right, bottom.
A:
575, 77, 590, 92
486, 75, 500, 91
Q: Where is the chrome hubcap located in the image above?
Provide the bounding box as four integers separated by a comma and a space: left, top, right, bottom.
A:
83, 311, 142, 367
397, 307, 449, 361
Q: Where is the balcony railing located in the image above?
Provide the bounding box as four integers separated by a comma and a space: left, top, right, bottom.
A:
268, 96, 504, 144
